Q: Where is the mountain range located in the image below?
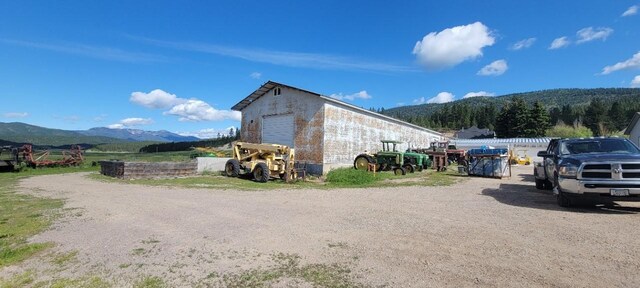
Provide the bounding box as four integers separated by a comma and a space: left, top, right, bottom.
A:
0, 122, 199, 146
77, 127, 199, 142
382, 88, 640, 119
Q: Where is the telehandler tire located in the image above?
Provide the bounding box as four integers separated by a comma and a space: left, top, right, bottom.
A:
225, 159, 240, 177
253, 162, 270, 183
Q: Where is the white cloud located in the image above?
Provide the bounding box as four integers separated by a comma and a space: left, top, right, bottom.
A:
130, 89, 186, 109
463, 91, 496, 98
121, 117, 154, 126
549, 37, 570, 49
477, 59, 508, 76
414, 92, 455, 104
601, 51, 640, 75
3, 112, 29, 118
107, 117, 154, 129
631, 75, 640, 88
250, 72, 262, 79
130, 89, 240, 123
329, 90, 372, 101
164, 99, 241, 122
510, 38, 536, 50
412, 22, 495, 70
622, 5, 638, 17
178, 126, 236, 139
107, 124, 125, 129
576, 27, 613, 44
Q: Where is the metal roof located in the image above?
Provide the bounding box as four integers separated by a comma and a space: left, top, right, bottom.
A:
231, 81, 320, 111
451, 138, 553, 146
231, 80, 443, 136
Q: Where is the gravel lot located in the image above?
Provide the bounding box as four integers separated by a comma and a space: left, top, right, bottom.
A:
2, 165, 640, 287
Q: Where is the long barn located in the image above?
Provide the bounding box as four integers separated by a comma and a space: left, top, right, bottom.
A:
232, 81, 445, 174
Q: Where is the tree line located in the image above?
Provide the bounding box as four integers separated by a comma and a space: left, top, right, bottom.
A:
385, 97, 640, 138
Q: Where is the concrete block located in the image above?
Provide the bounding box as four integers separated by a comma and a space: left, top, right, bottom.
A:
197, 157, 231, 173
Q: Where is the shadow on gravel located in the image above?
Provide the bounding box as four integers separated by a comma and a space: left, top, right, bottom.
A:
516, 173, 535, 182
482, 183, 640, 214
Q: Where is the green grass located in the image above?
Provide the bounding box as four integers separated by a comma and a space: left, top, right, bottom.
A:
89, 172, 317, 191
89, 164, 461, 190
325, 166, 460, 188
38, 276, 111, 288
0, 271, 34, 288
83, 151, 194, 163
0, 171, 68, 267
133, 276, 167, 288
51, 250, 78, 266
221, 253, 364, 288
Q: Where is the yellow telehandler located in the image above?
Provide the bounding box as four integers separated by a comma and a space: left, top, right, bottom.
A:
225, 142, 297, 182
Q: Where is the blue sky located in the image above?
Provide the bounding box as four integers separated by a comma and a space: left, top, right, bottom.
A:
1, 1, 639, 138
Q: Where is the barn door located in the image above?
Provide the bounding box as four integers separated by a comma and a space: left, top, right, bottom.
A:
262, 114, 294, 147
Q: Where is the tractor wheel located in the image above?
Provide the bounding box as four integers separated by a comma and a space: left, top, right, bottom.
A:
253, 163, 270, 183
403, 164, 415, 173
354, 154, 374, 170
225, 159, 240, 177
394, 167, 406, 176
525, 161, 531, 165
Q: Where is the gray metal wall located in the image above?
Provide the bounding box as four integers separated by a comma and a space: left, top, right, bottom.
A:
322, 103, 444, 173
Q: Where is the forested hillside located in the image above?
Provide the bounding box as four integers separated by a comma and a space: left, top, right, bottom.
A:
0, 122, 125, 146
381, 88, 640, 133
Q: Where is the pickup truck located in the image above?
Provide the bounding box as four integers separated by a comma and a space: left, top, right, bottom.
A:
534, 137, 640, 207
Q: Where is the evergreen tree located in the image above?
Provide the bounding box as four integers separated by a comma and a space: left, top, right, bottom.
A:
527, 101, 551, 137
607, 101, 625, 131
495, 97, 530, 138
583, 98, 608, 136
549, 107, 561, 125
560, 105, 573, 125
495, 102, 513, 138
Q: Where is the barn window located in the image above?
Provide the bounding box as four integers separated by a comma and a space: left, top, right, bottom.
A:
273, 87, 281, 96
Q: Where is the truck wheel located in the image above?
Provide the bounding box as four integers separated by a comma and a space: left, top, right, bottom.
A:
394, 167, 406, 176
535, 178, 545, 190
354, 155, 373, 170
554, 175, 571, 207
253, 163, 270, 183
225, 159, 240, 177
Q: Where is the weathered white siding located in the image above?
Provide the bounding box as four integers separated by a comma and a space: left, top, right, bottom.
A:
322, 103, 443, 173
631, 124, 640, 147
239, 86, 326, 174
238, 83, 445, 175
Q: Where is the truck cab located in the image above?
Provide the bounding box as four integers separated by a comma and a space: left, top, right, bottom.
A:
534, 137, 640, 207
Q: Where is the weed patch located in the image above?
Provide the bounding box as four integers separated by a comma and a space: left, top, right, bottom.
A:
133, 276, 167, 288
51, 250, 78, 266
220, 253, 364, 288
0, 171, 65, 267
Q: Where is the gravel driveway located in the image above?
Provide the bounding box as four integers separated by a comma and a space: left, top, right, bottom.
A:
2, 166, 640, 287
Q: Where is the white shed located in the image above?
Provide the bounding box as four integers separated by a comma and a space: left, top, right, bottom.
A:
232, 81, 445, 174
624, 112, 640, 147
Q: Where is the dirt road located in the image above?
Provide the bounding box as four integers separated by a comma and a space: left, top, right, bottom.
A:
2, 166, 640, 287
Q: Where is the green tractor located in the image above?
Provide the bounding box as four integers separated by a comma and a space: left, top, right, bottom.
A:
404, 150, 431, 172
353, 140, 413, 175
